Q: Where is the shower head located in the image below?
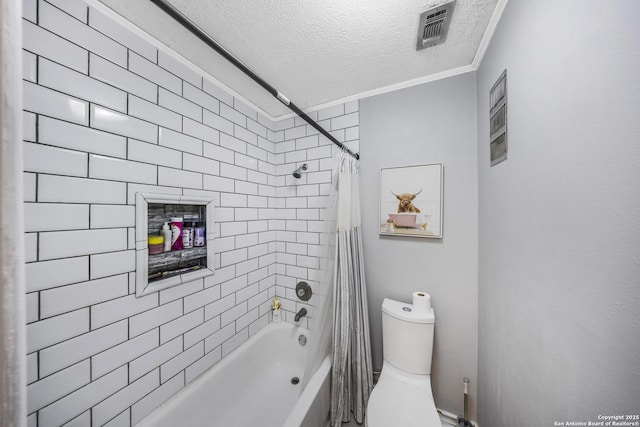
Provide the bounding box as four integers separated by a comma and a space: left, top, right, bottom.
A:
292, 163, 308, 179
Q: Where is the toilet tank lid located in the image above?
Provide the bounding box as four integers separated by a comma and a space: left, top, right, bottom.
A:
382, 298, 435, 324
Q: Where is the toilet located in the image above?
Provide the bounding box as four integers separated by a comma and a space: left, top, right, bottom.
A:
366, 297, 440, 427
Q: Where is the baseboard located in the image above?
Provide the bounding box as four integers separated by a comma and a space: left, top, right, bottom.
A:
438, 408, 479, 427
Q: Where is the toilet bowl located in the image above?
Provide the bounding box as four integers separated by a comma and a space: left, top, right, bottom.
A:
366, 297, 440, 427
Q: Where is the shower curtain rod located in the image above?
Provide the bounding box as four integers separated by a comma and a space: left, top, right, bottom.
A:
150, 0, 360, 160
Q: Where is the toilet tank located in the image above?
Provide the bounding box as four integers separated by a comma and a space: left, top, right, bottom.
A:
382, 298, 435, 375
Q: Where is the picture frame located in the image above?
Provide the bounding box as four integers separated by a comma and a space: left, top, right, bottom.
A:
379, 163, 444, 238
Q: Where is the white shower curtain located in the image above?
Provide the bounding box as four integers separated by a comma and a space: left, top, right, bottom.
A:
330, 151, 373, 426
1, 0, 26, 426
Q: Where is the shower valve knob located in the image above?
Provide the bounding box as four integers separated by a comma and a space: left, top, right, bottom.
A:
295, 281, 312, 301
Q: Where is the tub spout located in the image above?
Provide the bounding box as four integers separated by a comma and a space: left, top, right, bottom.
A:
294, 308, 307, 322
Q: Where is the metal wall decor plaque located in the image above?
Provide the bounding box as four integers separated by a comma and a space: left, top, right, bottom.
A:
490, 69, 508, 166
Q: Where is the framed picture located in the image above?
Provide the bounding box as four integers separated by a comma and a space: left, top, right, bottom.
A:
379, 163, 443, 238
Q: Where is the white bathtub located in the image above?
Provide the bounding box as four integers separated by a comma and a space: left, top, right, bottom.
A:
136, 321, 331, 427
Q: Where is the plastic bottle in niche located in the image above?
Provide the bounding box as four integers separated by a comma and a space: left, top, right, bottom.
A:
194, 224, 206, 247
161, 222, 172, 252
183, 215, 199, 249
189, 221, 197, 246
170, 217, 183, 251
191, 220, 198, 246
182, 225, 193, 249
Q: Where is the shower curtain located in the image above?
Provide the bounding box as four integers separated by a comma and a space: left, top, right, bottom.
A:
1, 0, 27, 425
330, 151, 373, 426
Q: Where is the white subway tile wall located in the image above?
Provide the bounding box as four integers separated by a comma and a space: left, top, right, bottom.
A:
22, 0, 359, 426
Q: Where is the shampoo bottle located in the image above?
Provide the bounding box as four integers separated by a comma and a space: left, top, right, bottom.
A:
161, 222, 171, 252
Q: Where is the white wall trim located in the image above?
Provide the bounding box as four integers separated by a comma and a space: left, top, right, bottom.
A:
439, 408, 479, 427
1, 0, 26, 425
134, 193, 216, 297
276, 65, 478, 121
472, 0, 509, 69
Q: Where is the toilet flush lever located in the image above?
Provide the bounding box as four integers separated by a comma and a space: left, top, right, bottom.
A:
402, 307, 412, 312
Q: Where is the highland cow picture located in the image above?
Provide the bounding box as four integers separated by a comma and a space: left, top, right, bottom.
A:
379, 163, 443, 238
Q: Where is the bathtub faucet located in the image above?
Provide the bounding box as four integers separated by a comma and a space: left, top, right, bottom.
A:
294, 308, 307, 322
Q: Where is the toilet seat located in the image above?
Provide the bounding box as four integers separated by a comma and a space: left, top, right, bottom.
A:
366, 365, 440, 427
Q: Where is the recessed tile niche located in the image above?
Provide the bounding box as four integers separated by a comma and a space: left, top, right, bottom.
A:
135, 193, 215, 296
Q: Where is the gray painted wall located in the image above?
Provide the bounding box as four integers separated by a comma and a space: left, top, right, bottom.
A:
476, 1, 640, 426
359, 72, 479, 419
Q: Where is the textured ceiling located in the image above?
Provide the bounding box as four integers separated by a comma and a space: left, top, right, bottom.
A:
97, 0, 499, 118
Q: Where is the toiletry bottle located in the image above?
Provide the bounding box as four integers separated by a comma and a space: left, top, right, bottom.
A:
182, 224, 193, 249
272, 297, 282, 322
162, 222, 171, 252
194, 223, 206, 247
148, 235, 164, 255
170, 217, 183, 251
182, 215, 197, 249
189, 220, 198, 247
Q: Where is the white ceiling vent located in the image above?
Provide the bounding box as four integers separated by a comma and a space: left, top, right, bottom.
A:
416, 0, 456, 50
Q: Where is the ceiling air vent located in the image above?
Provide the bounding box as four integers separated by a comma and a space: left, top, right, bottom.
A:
416, 0, 456, 50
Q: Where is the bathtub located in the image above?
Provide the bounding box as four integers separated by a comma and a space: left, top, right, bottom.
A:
136, 321, 331, 427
